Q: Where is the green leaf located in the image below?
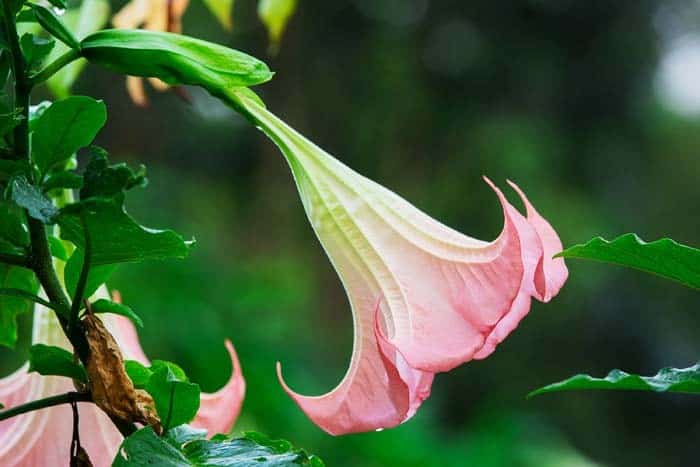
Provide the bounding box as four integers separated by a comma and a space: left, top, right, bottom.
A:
91, 298, 143, 328
80, 29, 273, 96
529, 363, 700, 397
80, 147, 146, 200
0, 266, 39, 347
113, 426, 325, 466
0, 200, 29, 248
258, 0, 297, 52
125, 360, 151, 389
146, 365, 200, 431
42, 170, 83, 191
31, 96, 107, 176
28, 343, 87, 383
47, 235, 68, 260
45, 0, 111, 98
202, 0, 234, 30
58, 199, 192, 266
558, 233, 700, 289
29, 3, 80, 50
20, 33, 55, 71
64, 247, 115, 298
9, 176, 58, 223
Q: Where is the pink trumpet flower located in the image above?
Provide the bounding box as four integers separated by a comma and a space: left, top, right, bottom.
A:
0, 288, 244, 466
231, 90, 568, 435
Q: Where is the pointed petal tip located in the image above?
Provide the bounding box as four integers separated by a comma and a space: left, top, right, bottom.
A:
192, 339, 246, 435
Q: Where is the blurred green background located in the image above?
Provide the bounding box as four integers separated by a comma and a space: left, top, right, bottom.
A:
4, 0, 700, 466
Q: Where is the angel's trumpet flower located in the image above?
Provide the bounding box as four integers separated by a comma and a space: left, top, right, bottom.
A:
0, 288, 244, 466
230, 90, 568, 435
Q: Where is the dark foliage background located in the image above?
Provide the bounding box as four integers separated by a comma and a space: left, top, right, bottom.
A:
4, 1, 700, 465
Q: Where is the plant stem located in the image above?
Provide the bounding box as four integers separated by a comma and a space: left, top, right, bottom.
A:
0, 288, 65, 312
0, 2, 90, 364
1, 2, 140, 441
1, 0, 29, 163
0, 392, 92, 423
69, 211, 91, 335
28, 49, 82, 87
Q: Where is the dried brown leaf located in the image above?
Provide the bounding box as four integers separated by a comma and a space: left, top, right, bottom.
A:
83, 313, 160, 430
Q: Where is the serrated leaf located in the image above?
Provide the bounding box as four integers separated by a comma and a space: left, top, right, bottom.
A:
9, 176, 58, 223
146, 365, 200, 431
45, 0, 111, 98
258, 0, 297, 53
202, 0, 234, 30
58, 199, 191, 266
114, 426, 325, 466
80, 147, 146, 200
91, 298, 143, 327
529, 363, 700, 397
558, 233, 700, 289
28, 343, 87, 382
31, 96, 107, 176
29, 3, 80, 50
0, 265, 39, 347
80, 29, 273, 95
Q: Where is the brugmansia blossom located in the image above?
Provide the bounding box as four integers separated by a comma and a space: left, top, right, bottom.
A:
230, 90, 568, 435
0, 289, 244, 466
112, 0, 190, 105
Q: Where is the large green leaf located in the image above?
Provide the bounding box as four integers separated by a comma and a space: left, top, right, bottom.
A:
46, 0, 111, 98
31, 96, 107, 176
558, 233, 700, 289
113, 426, 325, 466
28, 344, 87, 383
529, 363, 700, 397
0, 265, 39, 347
57, 199, 191, 266
80, 29, 273, 97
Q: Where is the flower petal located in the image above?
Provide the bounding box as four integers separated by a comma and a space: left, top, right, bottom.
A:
191, 340, 246, 435
507, 180, 569, 302
0, 288, 246, 464
107, 289, 245, 435
231, 91, 568, 434
0, 307, 121, 467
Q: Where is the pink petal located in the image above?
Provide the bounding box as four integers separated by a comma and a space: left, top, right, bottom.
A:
0, 293, 246, 465
226, 92, 568, 435
277, 302, 411, 435
0, 310, 122, 467
191, 340, 246, 435
507, 180, 569, 302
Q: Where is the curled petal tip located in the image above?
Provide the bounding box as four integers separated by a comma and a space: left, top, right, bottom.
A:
192, 340, 246, 435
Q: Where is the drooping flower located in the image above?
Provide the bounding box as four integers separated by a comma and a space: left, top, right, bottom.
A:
112, 0, 190, 106
0, 288, 244, 466
230, 90, 568, 435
